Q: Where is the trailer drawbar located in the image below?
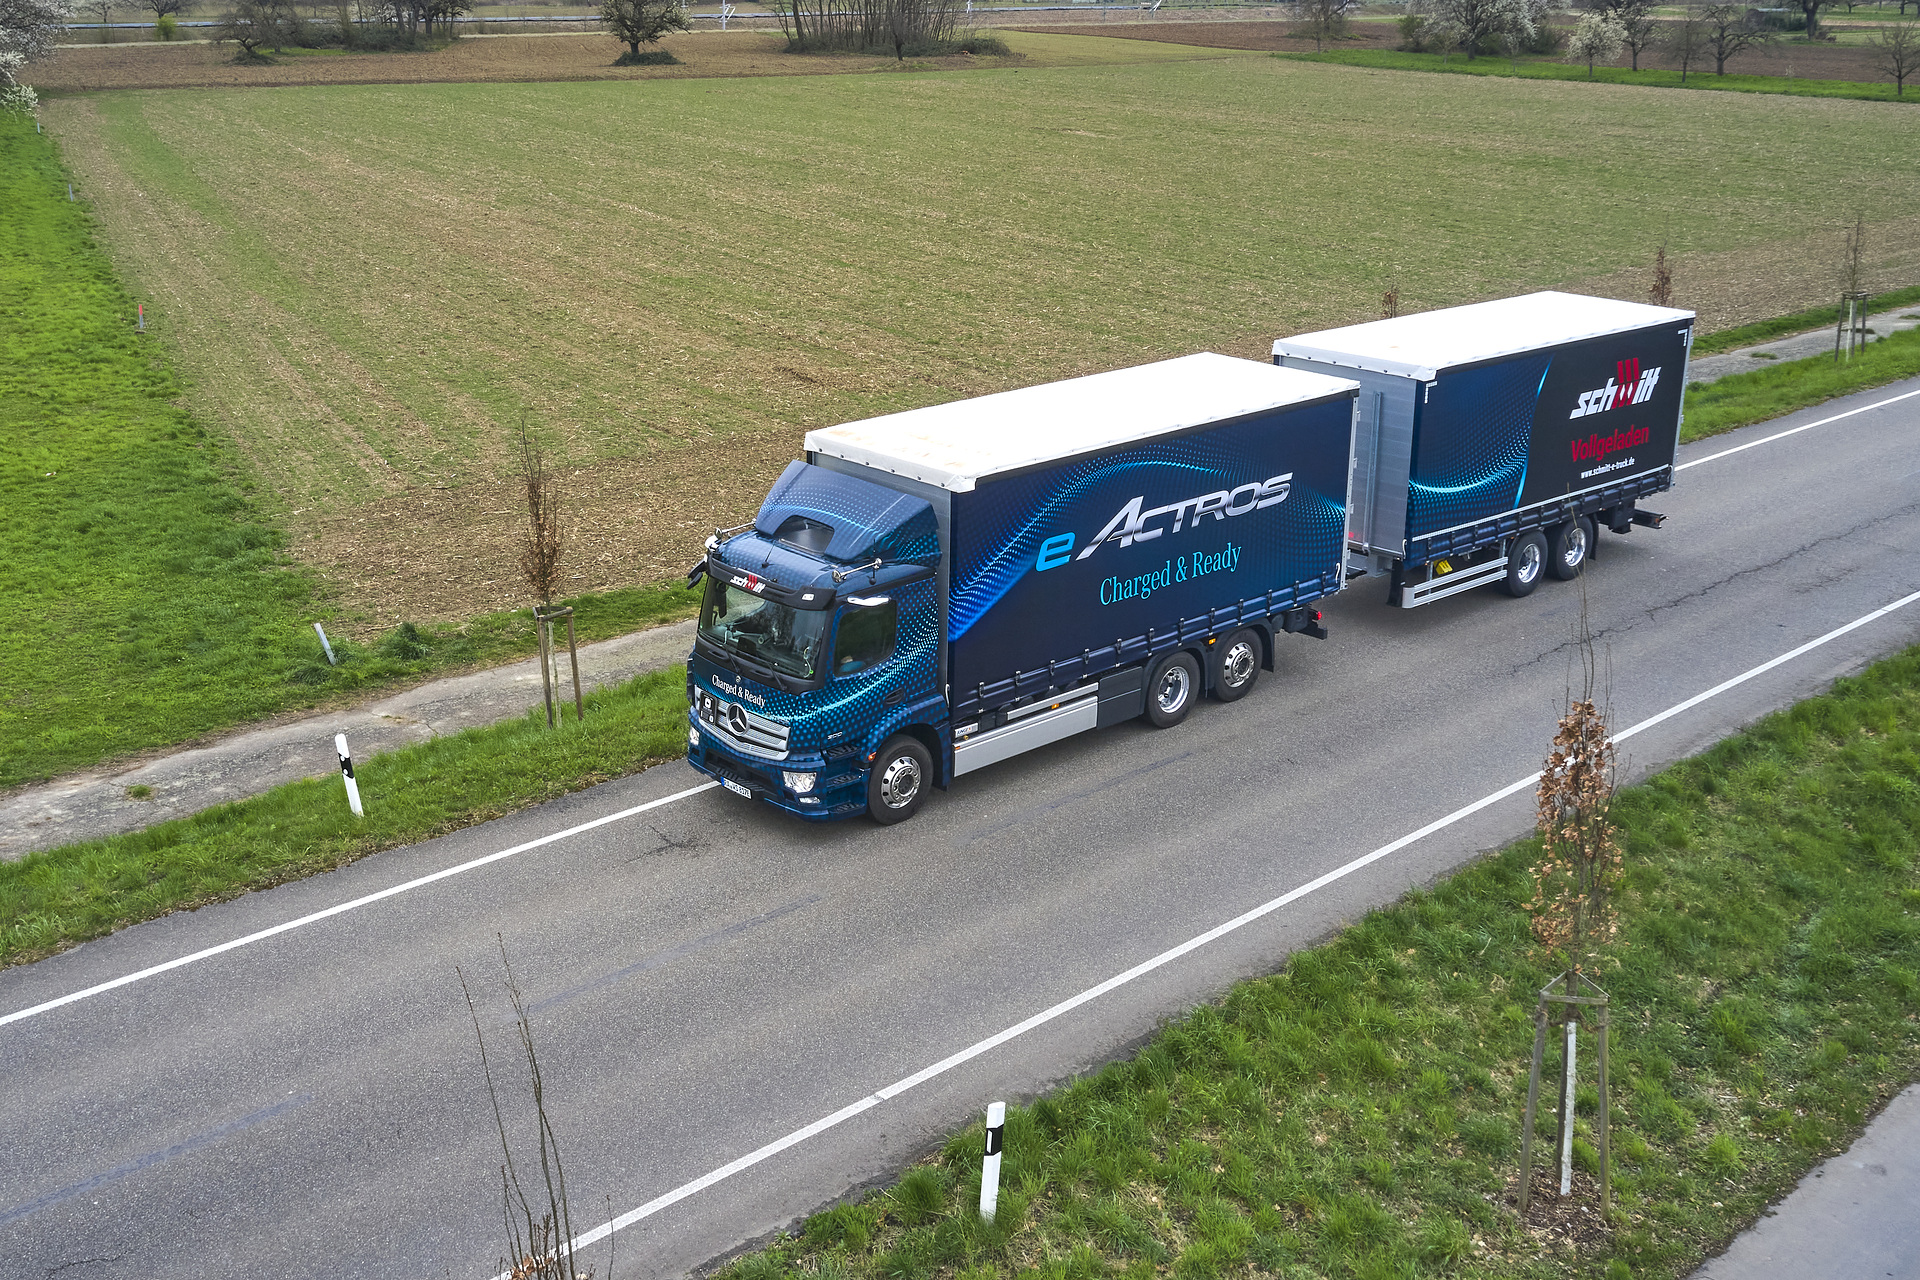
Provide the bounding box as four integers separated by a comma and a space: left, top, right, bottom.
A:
685, 291, 1693, 823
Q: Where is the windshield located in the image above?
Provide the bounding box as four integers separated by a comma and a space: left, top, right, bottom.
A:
697, 577, 829, 682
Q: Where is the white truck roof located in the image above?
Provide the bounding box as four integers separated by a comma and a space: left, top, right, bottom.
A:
1271, 290, 1696, 382
805, 352, 1357, 494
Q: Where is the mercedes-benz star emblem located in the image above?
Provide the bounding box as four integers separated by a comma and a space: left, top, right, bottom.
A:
727, 703, 750, 736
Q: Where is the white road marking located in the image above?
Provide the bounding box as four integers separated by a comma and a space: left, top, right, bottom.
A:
0, 782, 719, 1030
1675, 387, 1920, 473
2, 383, 1913, 1030
541, 585, 1920, 1268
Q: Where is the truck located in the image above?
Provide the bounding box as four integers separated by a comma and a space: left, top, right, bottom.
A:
686, 291, 1696, 824
685, 352, 1361, 823
1272, 290, 1694, 607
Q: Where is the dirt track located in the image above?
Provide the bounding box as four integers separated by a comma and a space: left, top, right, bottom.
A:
31, 30, 1005, 93
1011, 16, 1900, 81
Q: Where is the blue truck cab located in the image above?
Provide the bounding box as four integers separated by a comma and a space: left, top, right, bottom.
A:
686, 353, 1362, 824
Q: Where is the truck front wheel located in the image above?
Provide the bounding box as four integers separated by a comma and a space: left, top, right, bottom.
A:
1209, 629, 1261, 702
867, 736, 932, 825
1548, 518, 1593, 581
1500, 531, 1547, 598
1143, 651, 1200, 728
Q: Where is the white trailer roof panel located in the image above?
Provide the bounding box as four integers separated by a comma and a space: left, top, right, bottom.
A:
1271, 291, 1696, 381
805, 352, 1358, 493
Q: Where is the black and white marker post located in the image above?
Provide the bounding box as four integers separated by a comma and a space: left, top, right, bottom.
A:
335, 733, 364, 818
979, 1100, 1006, 1222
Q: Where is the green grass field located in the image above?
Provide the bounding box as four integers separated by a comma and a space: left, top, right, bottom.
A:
0, 117, 321, 788
1274, 48, 1920, 102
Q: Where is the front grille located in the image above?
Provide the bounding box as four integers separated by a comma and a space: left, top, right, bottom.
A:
694, 688, 791, 760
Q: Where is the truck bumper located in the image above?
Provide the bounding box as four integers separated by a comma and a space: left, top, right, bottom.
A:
687, 717, 867, 821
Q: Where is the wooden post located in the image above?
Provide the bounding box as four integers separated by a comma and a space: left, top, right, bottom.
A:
565, 609, 583, 722
1519, 1001, 1549, 1214
1596, 1002, 1612, 1213
535, 607, 555, 728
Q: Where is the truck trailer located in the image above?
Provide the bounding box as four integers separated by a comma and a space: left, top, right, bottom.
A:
685, 352, 1361, 823
1272, 291, 1694, 607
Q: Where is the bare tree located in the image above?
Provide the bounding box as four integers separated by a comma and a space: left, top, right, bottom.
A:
1649, 244, 1673, 307
1868, 20, 1919, 94
460, 952, 603, 1280
143, 0, 190, 20
1290, 0, 1354, 51
1665, 3, 1706, 79
1614, 0, 1658, 67
776, 0, 964, 53
517, 419, 565, 609
87, 0, 111, 41
1566, 9, 1625, 74
1699, 1, 1769, 73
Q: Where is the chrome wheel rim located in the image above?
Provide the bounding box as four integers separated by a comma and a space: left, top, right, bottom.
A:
1156, 665, 1191, 714
1222, 640, 1257, 688
1517, 542, 1543, 584
879, 754, 921, 809
1561, 525, 1587, 569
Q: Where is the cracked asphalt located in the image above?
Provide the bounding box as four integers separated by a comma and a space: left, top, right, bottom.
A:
1, 378, 1916, 1280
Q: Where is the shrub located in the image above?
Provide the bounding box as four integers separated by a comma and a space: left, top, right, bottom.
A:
156, 12, 178, 38
613, 46, 679, 64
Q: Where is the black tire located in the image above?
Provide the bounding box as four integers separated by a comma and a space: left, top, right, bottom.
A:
1209, 628, 1261, 703
1501, 531, 1548, 598
1547, 518, 1593, 581
866, 735, 932, 825
1142, 651, 1200, 728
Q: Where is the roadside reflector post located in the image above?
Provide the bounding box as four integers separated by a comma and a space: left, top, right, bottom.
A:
313, 621, 337, 666
335, 733, 364, 817
136, 302, 145, 332
979, 1100, 1005, 1222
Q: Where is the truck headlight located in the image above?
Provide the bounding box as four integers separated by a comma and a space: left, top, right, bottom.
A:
783, 770, 817, 795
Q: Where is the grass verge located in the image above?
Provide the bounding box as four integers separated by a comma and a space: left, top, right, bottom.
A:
1691, 285, 1920, 356
1682, 324, 1920, 442
1272, 48, 1917, 103
716, 645, 1920, 1280
0, 113, 701, 789
0, 666, 691, 968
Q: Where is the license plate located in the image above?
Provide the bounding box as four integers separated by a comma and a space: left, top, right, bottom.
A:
721, 778, 752, 798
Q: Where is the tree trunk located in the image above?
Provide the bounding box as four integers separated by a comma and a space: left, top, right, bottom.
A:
1798, 0, 1820, 38
628, 37, 639, 53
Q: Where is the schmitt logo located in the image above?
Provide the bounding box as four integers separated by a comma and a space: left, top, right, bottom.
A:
1569, 359, 1661, 419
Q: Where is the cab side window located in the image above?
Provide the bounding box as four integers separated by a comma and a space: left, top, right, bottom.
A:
833, 601, 897, 675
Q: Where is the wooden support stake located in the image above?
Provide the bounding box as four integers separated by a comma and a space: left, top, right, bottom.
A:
1518, 1002, 1549, 1214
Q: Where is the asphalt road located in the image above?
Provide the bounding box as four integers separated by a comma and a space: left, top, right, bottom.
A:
4, 379, 1918, 1280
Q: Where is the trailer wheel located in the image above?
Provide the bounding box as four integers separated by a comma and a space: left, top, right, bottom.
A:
1209, 629, 1261, 702
866, 735, 932, 825
1143, 651, 1200, 728
1548, 518, 1593, 581
1500, 531, 1547, 598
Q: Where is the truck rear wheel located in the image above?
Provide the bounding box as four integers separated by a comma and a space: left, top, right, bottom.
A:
1500, 531, 1547, 598
866, 735, 932, 825
1209, 629, 1261, 702
1548, 518, 1593, 581
1143, 651, 1200, 728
